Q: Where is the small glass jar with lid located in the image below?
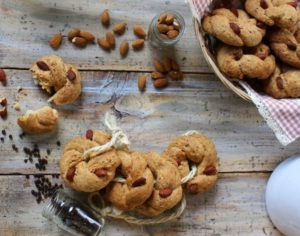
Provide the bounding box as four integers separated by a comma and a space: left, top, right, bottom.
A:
148, 11, 186, 48
42, 190, 105, 236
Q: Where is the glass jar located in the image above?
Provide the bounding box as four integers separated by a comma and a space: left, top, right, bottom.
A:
148, 11, 185, 48
42, 190, 105, 236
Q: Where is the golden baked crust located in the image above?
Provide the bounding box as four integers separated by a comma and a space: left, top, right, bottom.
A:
164, 133, 218, 194
136, 152, 183, 217
216, 43, 276, 80
17, 106, 58, 134
60, 131, 121, 192
203, 8, 266, 47
30, 55, 81, 105
245, 0, 298, 30
105, 151, 154, 211
268, 26, 300, 69
264, 66, 300, 98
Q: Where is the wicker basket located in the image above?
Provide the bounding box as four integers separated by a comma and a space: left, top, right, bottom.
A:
193, 18, 252, 102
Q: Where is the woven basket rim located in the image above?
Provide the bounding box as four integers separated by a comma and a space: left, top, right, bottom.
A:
193, 18, 252, 102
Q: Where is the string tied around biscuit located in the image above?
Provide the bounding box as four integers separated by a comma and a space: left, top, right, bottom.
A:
83, 112, 130, 160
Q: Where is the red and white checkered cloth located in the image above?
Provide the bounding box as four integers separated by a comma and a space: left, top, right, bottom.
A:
188, 0, 300, 145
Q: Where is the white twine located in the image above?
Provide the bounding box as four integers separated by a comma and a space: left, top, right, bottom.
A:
83, 113, 130, 160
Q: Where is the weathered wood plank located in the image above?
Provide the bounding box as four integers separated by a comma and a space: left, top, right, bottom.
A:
0, 174, 281, 236
0, 0, 210, 73
0, 69, 299, 174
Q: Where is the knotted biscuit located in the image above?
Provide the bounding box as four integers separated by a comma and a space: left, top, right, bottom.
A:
105, 151, 154, 211
136, 152, 183, 217
31, 55, 81, 105
245, 0, 298, 30
60, 131, 121, 192
216, 43, 276, 80
17, 106, 58, 134
203, 8, 266, 47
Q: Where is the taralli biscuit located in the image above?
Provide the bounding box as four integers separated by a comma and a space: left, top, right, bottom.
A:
105, 151, 154, 211
216, 43, 276, 80
30, 55, 81, 105
164, 133, 218, 194
136, 152, 183, 217
17, 106, 58, 134
202, 8, 266, 47
60, 131, 121, 192
264, 66, 300, 98
268, 27, 300, 69
245, 0, 298, 30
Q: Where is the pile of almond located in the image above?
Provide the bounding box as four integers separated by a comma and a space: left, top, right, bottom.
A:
0, 69, 7, 119
157, 13, 181, 39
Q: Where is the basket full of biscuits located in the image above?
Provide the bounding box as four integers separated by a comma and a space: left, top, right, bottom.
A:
190, 0, 300, 145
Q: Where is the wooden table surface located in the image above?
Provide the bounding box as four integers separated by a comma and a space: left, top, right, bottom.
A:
0, 0, 297, 235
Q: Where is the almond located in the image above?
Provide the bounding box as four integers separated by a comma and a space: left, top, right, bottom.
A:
169, 70, 183, 80
68, 28, 80, 41
233, 50, 243, 60
276, 76, 284, 90
132, 177, 146, 187
97, 37, 111, 50
49, 33, 62, 49
86, 129, 93, 140
157, 24, 169, 34
163, 56, 172, 72
165, 14, 174, 25
120, 40, 129, 57
133, 25, 146, 38
0, 97, 7, 106
288, 1, 297, 8
132, 39, 144, 50
260, 0, 268, 9
168, 25, 175, 31
188, 184, 198, 194
153, 59, 166, 73
159, 188, 173, 198
153, 78, 168, 89
67, 69, 76, 81
229, 23, 240, 35
0, 106, 7, 118
203, 166, 217, 175
256, 21, 265, 29
0, 69, 7, 84
66, 167, 76, 181
230, 8, 239, 17
113, 22, 126, 35
151, 71, 164, 80
158, 13, 167, 24
36, 61, 50, 71
94, 168, 107, 177
72, 37, 88, 48
100, 9, 110, 26
287, 42, 297, 51
167, 30, 179, 39
106, 32, 115, 48
171, 60, 180, 71
138, 75, 146, 91
79, 31, 95, 42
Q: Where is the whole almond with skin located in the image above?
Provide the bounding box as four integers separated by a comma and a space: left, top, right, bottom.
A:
86, 129, 93, 140
49, 33, 62, 49
132, 177, 146, 187
0, 69, 7, 84
260, 0, 268, 9
230, 8, 239, 17
157, 24, 169, 34
159, 188, 173, 198
167, 30, 179, 39
288, 1, 297, 8
68, 28, 80, 41
287, 42, 297, 51
203, 165, 217, 175
106, 32, 115, 48
158, 13, 167, 24
133, 25, 146, 38
168, 25, 174, 31
94, 168, 107, 177
66, 167, 76, 181
188, 184, 198, 194
165, 14, 174, 25
132, 39, 144, 50
276, 76, 284, 90
171, 60, 180, 71
120, 40, 129, 57
0, 97, 7, 106
0, 106, 7, 118
97, 37, 111, 50
229, 23, 240, 35
256, 21, 265, 29
79, 31, 95, 42
151, 71, 164, 80
169, 70, 183, 80
163, 56, 172, 72
101, 9, 110, 26
138, 75, 146, 91
113, 22, 126, 35
153, 59, 166, 73
72, 37, 88, 48
36, 61, 50, 71
153, 78, 168, 89
67, 69, 76, 81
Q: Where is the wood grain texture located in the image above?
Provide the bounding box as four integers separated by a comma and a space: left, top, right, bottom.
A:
0, 174, 282, 236
0, 69, 299, 174
0, 0, 210, 73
